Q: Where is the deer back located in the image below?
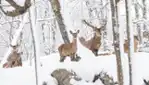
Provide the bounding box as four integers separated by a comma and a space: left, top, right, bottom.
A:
7, 51, 20, 61
58, 43, 74, 56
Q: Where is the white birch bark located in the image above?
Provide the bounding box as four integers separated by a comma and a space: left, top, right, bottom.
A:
29, 0, 41, 85
125, 0, 134, 84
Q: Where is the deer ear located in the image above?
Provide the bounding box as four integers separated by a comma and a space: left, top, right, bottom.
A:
70, 30, 73, 34
77, 30, 80, 33
10, 44, 13, 47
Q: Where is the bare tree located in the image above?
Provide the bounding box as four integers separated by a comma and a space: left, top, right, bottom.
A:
110, 0, 123, 85
125, 0, 135, 85
133, 0, 142, 44
142, 0, 147, 39
0, 0, 31, 17
48, 0, 70, 43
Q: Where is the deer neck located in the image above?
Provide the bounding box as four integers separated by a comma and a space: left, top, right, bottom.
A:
72, 38, 77, 47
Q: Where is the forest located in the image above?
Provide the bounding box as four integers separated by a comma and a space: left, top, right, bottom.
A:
0, 0, 149, 85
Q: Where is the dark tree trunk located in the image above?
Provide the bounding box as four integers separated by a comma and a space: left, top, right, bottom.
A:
49, 0, 70, 44
110, 0, 124, 85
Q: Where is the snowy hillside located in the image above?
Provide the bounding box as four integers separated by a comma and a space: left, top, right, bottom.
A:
0, 0, 149, 85
1, 40, 149, 85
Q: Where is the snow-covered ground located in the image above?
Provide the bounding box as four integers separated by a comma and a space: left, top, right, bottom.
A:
0, 40, 149, 85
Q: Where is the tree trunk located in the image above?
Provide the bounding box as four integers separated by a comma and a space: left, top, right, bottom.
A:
29, 1, 41, 85
48, 0, 70, 44
51, 19, 56, 53
142, 0, 147, 40
134, 0, 141, 44
110, 0, 123, 85
125, 0, 134, 85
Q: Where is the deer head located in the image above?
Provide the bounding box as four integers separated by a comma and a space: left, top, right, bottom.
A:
70, 30, 80, 39
10, 44, 19, 52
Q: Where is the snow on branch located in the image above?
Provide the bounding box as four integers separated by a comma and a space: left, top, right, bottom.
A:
0, 0, 31, 17
133, 19, 149, 26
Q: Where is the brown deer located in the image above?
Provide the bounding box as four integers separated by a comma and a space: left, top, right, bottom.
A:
124, 36, 139, 53
79, 20, 106, 56
58, 30, 80, 62
3, 44, 22, 68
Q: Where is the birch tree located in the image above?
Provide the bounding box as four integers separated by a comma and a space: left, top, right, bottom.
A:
142, 0, 147, 39
125, 0, 134, 84
29, 0, 42, 85
133, 0, 142, 44
48, 0, 70, 44
110, 0, 123, 85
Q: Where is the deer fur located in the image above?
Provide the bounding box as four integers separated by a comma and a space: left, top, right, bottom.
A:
3, 44, 22, 68
79, 20, 106, 56
124, 36, 139, 53
58, 30, 80, 62
79, 30, 102, 56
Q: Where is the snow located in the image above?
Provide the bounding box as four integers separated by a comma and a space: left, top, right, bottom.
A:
0, 0, 149, 85
1, 37, 149, 85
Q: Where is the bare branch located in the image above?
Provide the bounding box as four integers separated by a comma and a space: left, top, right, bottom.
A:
5, 0, 22, 9
0, 0, 31, 17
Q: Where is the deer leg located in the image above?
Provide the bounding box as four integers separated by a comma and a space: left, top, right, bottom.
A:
71, 54, 76, 61
60, 56, 65, 62
75, 54, 81, 61
93, 49, 98, 56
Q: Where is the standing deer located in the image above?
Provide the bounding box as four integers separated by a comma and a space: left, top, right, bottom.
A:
3, 44, 22, 68
58, 30, 80, 62
79, 20, 106, 56
124, 35, 139, 53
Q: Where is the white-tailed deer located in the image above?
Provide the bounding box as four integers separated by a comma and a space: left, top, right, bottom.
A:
58, 30, 80, 62
79, 20, 106, 56
3, 44, 22, 68
124, 36, 139, 53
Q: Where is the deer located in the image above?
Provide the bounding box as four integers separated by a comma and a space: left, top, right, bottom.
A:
123, 35, 139, 53
79, 20, 107, 56
3, 44, 22, 68
58, 30, 80, 62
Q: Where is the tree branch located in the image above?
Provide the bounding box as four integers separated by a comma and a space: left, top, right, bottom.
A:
6, 0, 22, 9
0, 0, 31, 17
